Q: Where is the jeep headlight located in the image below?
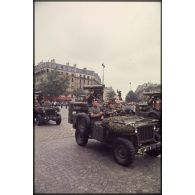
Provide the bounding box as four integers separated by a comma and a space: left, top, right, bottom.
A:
153, 125, 160, 132
135, 128, 138, 134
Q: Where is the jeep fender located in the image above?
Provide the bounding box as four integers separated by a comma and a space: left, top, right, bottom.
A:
148, 111, 160, 119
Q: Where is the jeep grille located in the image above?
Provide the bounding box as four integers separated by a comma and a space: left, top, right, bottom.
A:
45, 109, 56, 116
137, 126, 154, 142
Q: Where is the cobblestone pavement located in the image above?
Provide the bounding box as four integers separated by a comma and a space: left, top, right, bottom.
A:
35, 107, 161, 193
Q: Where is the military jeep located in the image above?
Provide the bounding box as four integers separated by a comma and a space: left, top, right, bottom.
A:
34, 106, 62, 126
68, 86, 161, 166
135, 91, 161, 119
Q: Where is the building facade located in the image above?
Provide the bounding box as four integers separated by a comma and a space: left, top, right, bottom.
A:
34, 59, 101, 93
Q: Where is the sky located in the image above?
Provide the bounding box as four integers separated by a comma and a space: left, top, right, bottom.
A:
35, 2, 161, 99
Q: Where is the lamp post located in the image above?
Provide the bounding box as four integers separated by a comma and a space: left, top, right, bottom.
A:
129, 82, 131, 91
102, 63, 105, 85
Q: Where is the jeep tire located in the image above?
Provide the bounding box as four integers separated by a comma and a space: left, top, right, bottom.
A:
36, 114, 42, 126
112, 137, 135, 166
76, 114, 90, 136
56, 114, 62, 125
75, 130, 88, 146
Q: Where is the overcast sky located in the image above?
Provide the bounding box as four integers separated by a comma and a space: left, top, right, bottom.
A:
35, 2, 161, 99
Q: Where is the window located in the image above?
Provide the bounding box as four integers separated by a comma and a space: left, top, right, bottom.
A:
47, 69, 49, 72
88, 80, 89, 85
72, 78, 74, 82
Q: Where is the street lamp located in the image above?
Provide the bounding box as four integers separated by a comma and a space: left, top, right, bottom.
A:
102, 63, 105, 85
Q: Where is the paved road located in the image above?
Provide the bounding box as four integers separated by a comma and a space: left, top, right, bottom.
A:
35, 107, 161, 193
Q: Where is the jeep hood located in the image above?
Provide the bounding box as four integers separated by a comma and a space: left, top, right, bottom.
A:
110, 115, 158, 127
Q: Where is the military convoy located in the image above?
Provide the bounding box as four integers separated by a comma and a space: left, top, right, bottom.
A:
68, 85, 161, 166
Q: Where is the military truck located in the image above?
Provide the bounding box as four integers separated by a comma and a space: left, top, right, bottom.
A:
34, 92, 62, 126
68, 85, 161, 166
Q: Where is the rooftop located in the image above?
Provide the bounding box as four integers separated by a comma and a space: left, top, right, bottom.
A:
35, 59, 101, 82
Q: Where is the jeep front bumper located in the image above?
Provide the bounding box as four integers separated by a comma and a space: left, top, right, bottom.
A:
138, 142, 161, 153
42, 116, 60, 121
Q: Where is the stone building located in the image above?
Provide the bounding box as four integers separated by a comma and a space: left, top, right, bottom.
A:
34, 59, 101, 93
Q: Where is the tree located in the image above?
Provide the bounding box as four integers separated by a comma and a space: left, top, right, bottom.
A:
38, 70, 70, 96
125, 90, 138, 102
72, 88, 85, 98
106, 90, 116, 100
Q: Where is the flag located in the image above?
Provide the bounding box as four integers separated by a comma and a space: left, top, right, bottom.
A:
102, 63, 105, 68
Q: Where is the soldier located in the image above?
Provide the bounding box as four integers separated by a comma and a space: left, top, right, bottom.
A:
88, 98, 104, 121
104, 100, 117, 117
148, 96, 156, 109
86, 90, 95, 106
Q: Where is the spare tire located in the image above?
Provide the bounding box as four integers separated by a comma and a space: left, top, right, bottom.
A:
76, 113, 90, 136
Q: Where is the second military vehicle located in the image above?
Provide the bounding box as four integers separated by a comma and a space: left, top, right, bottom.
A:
135, 91, 161, 119
34, 92, 62, 126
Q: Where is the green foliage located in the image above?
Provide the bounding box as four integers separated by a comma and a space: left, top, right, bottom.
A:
38, 70, 70, 96
72, 88, 85, 97
125, 90, 138, 102
106, 90, 116, 100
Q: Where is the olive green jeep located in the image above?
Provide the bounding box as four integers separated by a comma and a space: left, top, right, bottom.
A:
68, 85, 161, 166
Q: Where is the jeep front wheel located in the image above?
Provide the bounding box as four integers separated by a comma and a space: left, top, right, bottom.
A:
76, 115, 90, 136
75, 130, 88, 146
112, 137, 135, 166
56, 114, 62, 125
